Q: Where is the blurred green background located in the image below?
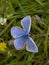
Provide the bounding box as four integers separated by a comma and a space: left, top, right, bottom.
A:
0, 0, 49, 65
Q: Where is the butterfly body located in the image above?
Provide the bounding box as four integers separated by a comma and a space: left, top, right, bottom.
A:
11, 16, 38, 52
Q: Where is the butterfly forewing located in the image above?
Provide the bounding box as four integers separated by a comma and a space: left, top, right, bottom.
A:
11, 27, 25, 38
21, 16, 31, 34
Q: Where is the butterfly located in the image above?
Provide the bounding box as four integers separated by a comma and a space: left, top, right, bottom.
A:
11, 16, 38, 52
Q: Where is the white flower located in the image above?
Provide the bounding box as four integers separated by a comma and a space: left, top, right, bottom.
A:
0, 18, 7, 25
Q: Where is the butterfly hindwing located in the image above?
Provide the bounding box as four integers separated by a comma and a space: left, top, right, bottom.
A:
11, 27, 25, 38
21, 16, 31, 33
14, 37, 25, 50
26, 37, 38, 52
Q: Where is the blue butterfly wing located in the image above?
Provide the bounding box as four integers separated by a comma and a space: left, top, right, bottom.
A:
26, 37, 38, 52
21, 16, 31, 33
14, 37, 25, 50
11, 27, 25, 38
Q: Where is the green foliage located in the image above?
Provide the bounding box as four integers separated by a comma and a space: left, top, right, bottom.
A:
0, 0, 49, 65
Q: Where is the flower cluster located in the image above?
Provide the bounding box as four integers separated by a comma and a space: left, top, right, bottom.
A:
0, 18, 7, 25
0, 42, 7, 51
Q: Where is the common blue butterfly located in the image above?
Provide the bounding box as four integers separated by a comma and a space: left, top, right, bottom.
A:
11, 16, 38, 52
